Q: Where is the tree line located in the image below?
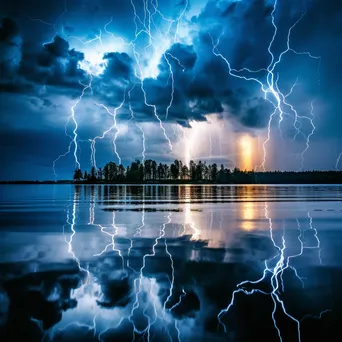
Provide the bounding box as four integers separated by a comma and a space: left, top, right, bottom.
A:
73, 159, 222, 182
73, 159, 342, 184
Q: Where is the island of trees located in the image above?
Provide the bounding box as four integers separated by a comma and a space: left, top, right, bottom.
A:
71, 159, 342, 184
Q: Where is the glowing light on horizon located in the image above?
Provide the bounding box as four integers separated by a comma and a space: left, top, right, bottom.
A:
239, 134, 253, 171
182, 118, 226, 167
210, 0, 320, 171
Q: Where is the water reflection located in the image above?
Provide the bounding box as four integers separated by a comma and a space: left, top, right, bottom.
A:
0, 184, 342, 341
240, 186, 256, 231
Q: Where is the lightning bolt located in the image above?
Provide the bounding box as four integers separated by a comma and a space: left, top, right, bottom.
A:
217, 203, 295, 339
163, 51, 186, 122
92, 88, 126, 168
279, 218, 305, 292
53, 76, 93, 177
217, 202, 329, 342
174, 0, 188, 43
135, 67, 173, 152
168, 287, 186, 313
128, 83, 147, 163
129, 212, 167, 339
88, 186, 96, 225
39, 193, 93, 340
58, 187, 130, 341
335, 152, 342, 170
55, 185, 192, 342
300, 309, 332, 322
94, 212, 125, 270
276, 76, 316, 170
128, 188, 146, 276
164, 53, 175, 121
306, 211, 322, 264
300, 101, 316, 171
33, 0, 192, 175
46, 186, 100, 341
103, 0, 182, 155
65, 188, 90, 276
28, 0, 67, 37
128, 0, 189, 152
210, 0, 320, 171
163, 213, 175, 313
136, 123, 146, 164
185, 200, 199, 240
128, 210, 146, 273
30, 4, 105, 176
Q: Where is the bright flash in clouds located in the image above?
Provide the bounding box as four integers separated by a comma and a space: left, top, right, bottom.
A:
178, 117, 239, 166
239, 134, 253, 171
78, 51, 106, 76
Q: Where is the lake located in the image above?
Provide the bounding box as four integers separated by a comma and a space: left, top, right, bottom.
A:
0, 184, 342, 342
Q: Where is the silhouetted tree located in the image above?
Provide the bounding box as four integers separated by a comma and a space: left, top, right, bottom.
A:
170, 160, 179, 180
157, 163, 163, 180
72, 158, 342, 185
118, 164, 125, 181
217, 164, 225, 183
103, 164, 109, 181
90, 166, 97, 181
190, 160, 196, 181
73, 168, 83, 181
139, 163, 144, 181
174, 159, 180, 179
151, 160, 157, 180
203, 161, 209, 180
181, 165, 189, 179
97, 168, 103, 180
127, 160, 143, 182
144, 160, 152, 180
164, 164, 170, 179
211, 163, 218, 181
196, 160, 203, 181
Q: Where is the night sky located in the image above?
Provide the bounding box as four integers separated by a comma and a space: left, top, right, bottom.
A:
1, 0, 341, 180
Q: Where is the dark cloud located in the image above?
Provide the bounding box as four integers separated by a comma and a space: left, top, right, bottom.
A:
43, 35, 70, 58
21, 35, 87, 88
29, 97, 58, 109
102, 52, 134, 81
0, 4, 288, 129
0, 80, 35, 94
0, 17, 22, 77
0, 18, 87, 94
0, 11, 272, 130
240, 97, 273, 128
96, 274, 131, 308
42, 98, 54, 107
166, 43, 197, 70
1, 266, 83, 337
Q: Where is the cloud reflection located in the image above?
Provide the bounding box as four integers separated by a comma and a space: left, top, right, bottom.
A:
1, 184, 341, 341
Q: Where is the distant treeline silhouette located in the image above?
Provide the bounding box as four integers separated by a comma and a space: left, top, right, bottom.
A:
73, 159, 342, 184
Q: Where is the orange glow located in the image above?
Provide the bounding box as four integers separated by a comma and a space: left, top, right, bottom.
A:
240, 187, 256, 231
239, 134, 253, 171
241, 202, 255, 231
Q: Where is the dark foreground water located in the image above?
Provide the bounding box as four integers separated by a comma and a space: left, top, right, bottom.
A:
0, 184, 342, 342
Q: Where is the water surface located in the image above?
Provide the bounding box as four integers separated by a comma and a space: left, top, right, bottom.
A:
0, 184, 342, 342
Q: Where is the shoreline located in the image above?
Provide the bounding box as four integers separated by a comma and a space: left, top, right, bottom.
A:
1, 180, 342, 185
